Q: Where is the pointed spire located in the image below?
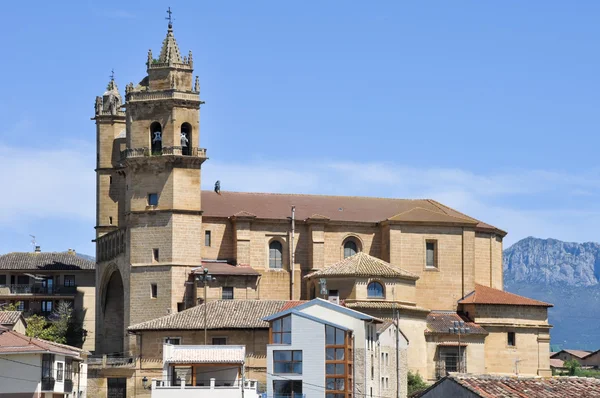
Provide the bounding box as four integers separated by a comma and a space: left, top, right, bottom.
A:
194, 76, 200, 93
147, 49, 153, 67
158, 8, 182, 64
188, 50, 193, 68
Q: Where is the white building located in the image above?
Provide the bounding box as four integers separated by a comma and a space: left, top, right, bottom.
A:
0, 325, 88, 397
150, 343, 259, 398
263, 298, 409, 398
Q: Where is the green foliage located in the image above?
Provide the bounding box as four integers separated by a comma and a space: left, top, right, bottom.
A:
24, 301, 83, 347
408, 371, 429, 395
564, 359, 581, 376
25, 315, 65, 344
0, 302, 19, 311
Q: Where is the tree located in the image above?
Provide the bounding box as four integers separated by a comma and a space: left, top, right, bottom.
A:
564, 359, 581, 376
0, 302, 19, 311
407, 371, 429, 395
25, 301, 79, 345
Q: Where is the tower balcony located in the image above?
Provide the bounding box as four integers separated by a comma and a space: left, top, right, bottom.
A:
120, 146, 207, 162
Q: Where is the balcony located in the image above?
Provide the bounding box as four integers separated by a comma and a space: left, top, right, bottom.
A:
88, 354, 136, 368
152, 378, 259, 398
64, 379, 73, 393
120, 146, 207, 162
41, 377, 55, 391
0, 284, 77, 296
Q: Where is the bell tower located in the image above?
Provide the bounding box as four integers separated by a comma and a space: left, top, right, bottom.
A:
94, 11, 206, 355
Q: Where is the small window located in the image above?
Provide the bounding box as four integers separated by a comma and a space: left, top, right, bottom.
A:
344, 240, 358, 258
212, 337, 227, 345
329, 289, 339, 298
367, 281, 384, 298
271, 315, 292, 344
152, 248, 160, 263
109, 216, 113, 225
148, 193, 159, 206
205, 230, 211, 247
0, 275, 6, 285
65, 359, 73, 382
508, 332, 516, 347
64, 275, 75, 287
109, 176, 113, 184
426, 240, 437, 268
164, 337, 181, 345
42, 354, 54, 379
222, 287, 234, 300
56, 362, 64, 382
41, 300, 53, 314
273, 350, 302, 374
151, 283, 158, 298
16, 301, 27, 312
325, 325, 346, 345
177, 302, 185, 312
269, 240, 283, 269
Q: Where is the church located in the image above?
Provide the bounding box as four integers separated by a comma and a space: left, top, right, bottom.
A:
90, 14, 552, 398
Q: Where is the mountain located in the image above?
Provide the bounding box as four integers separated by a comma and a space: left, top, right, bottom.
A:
76, 253, 95, 262
503, 237, 600, 351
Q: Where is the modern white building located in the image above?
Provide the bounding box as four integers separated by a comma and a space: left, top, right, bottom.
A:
150, 343, 260, 398
0, 325, 88, 397
263, 298, 409, 398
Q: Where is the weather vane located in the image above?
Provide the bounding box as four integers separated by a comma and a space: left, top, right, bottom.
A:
166, 7, 173, 25
109, 69, 115, 81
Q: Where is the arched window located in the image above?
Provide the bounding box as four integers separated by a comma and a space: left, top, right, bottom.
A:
150, 122, 162, 154
367, 281, 384, 298
180, 123, 192, 155
344, 240, 358, 259
269, 240, 283, 269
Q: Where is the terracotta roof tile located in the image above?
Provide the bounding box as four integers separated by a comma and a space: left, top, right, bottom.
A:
0, 328, 83, 357
128, 300, 292, 331
343, 301, 430, 313
426, 311, 488, 336
550, 358, 565, 368
550, 349, 591, 359
280, 301, 307, 311
0, 311, 24, 326
420, 374, 600, 398
387, 207, 478, 225
200, 191, 505, 235
458, 284, 553, 307
304, 252, 419, 280
0, 252, 95, 271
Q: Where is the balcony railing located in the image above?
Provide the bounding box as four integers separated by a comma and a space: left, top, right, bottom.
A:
41, 377, 55, 391
64, 379, 73, 393
0, 284, 77, 295
120, 146, 207, 161
88, 354, 136, 368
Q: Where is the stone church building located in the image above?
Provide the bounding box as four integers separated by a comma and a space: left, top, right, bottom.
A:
90, 16, 551, 397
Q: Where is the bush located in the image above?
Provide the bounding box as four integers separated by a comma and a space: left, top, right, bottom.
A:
408, 371, 429, 395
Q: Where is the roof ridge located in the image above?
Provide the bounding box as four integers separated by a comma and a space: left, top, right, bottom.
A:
202, 189, 428, 202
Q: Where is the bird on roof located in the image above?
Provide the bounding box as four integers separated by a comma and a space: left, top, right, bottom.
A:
214, 180, 221, 195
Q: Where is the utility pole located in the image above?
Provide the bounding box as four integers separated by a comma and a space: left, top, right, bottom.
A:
289, 206, 295, 300
196, 268, 215, 345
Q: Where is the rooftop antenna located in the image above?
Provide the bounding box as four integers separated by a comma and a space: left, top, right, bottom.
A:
29, 235, 36, 248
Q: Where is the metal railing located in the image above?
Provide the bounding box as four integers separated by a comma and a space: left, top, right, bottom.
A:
154, 379, 258, 390
88, 354, 136, 368
41, 377, 55, 391
0, 284, 77, 295
64, 379, 73, 393
120, 146, 207, 161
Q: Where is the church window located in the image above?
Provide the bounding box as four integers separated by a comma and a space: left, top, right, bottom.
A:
152, 248, 159, 263
181, 123, 192, 155
367, 281, 384, 298
205, 230, 211, 247
343, 240, 358, 258
426, 240, 437, 268
150, 122, 162, 154
148, 193, 159, 206
109, 176, 113, 185
151, 283, 158, 298
269, 240, 283, 269
109, 216, 113, 225
507, 332, 516, 347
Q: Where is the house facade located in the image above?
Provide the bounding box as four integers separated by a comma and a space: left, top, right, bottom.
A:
0, 249, 96, 351
0, 326, 88, 397
0, 310, 27, 333
263, 299, 409, 398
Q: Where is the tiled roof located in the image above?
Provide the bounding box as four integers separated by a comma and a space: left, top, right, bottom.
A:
387, 207, 478, 225
0, 327, 83, 357
550, 358, 565, 368
280, 301, 307, 311
128, 300, 291, 331
550, 349, 591, 359
0, 252, 95, 271
426, 311, 488, 336
343, 301, 430, 313
195, 262, 260, 276
458, 284, 553, 307
0, 311, 24, 326
416, 374, 600, 398
200, 191, 505, 236
165, 345, 245, 364
304, 252, 419, 280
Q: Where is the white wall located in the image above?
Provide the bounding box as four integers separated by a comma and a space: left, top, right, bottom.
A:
267, 314, 326, 398
0, 354, 41, 394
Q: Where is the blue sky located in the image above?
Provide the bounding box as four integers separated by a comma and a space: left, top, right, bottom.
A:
2, 1, 600, 255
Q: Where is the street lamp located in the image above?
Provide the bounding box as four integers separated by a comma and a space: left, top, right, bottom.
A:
196, 268, 216, 345
448, 320, 470, 373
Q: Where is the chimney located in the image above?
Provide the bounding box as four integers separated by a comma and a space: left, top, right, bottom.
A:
67, 248, 76, 255
34, 246, 41, 253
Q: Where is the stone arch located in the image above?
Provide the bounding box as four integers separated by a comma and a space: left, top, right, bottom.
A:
181, 122, 192, 155
341, 234, 363, 259
99, 264, 125, 355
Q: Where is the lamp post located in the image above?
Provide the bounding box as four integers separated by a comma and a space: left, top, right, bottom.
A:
449, 320, 470, 373
196, 268, 216, 345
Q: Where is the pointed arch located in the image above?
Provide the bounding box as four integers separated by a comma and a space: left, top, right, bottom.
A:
181, 122, 192, 155
150, 122, 162, 154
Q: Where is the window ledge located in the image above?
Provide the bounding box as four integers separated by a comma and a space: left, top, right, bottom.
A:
423, 267, 440, 272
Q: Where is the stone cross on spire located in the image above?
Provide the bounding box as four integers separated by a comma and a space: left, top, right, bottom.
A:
158, 7, 182, 64
166, 7, 173, 28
